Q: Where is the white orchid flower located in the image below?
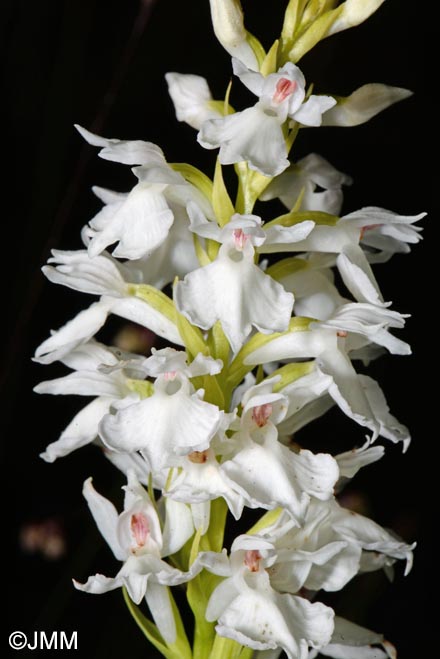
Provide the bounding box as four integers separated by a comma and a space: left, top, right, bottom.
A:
76, 125, 211, 260
175, 207, 295, 353
198, 59, 335, 176
200, 534, 335, 658
257, 498, 414, 596
261, 154, 352, 215
277, 365, 409, 450
219, 378, 339, 524
74, 473, 198, 643
163, 446, 246, 521
99, 349, 224, 471
34, 340, 149, 462
261, 207, 425, 308
245, 307, 410, 446
199, 535, 334, 659
308, 616, 396, 659
165, 73, 222, 130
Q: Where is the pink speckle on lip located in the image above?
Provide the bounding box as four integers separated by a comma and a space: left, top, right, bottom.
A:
273, 78, 297, 104
131, 513, 150, 548
244, 549, 262, 572
233, 229, 248, 250
252, 403, 273, 428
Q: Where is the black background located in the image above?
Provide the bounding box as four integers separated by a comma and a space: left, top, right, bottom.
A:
3, 0, 436, 657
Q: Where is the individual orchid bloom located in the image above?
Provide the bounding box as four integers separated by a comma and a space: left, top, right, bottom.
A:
165, 73, 222, 130
219, 378, 339, 524
74, 473, 198, 643
188, 200, 315, 251
200, 534, 335, 658
257, 498, 414, 596
261, 154, 352, 215
322, 83, 412, 128
99, 349, 224, 471
34, 340, 149, 462
245, 311, 410, 446
198, 58, 336, 176
277, 364, 410, 450
87, 194, 199, 289
163, 446, 247, 521
260, 207, 425, 308
77, 125, 212, 260
308, 616, 396, 659
175, 208, 295, 353
314, 302, 411, 357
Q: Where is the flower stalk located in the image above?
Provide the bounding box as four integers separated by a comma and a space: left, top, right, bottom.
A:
35, 1, 421, 657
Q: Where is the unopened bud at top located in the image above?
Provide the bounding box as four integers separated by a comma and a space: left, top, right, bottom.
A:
329, 0, 386, 36
209, 0, 258, 69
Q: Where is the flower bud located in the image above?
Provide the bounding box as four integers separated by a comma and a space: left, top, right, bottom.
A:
322, 83, 412, 127
328, 0, 386, 36
209, 0, 257, 69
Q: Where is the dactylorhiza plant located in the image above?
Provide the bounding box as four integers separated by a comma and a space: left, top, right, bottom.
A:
34, 1, 423, 658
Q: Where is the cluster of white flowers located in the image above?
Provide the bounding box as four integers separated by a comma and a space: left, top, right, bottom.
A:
35, 1, 423, 658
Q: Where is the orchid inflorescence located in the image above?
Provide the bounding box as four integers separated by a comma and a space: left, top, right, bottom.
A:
34, 2, 423, 658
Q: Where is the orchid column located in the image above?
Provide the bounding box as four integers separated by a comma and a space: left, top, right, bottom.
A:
34, 1, 422, 658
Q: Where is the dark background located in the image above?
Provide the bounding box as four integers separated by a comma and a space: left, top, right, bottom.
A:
3, 0, 436, 656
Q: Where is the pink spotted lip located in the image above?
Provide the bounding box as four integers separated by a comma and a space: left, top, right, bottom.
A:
252, 403, 273, 428
244, 549, 262, 572
273, 78, 298, 104
130, 512, 150, 550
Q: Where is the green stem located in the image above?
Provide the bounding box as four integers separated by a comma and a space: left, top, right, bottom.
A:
208, 635, 246, 659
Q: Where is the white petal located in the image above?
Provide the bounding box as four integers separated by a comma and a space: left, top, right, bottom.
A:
337, 244, 385, 307
75, 124, 166, 166
176, 242, 293, 353
34, 300, 113, 364
359, 376, 410, 449
34, 371, 125, 398
322, 84, 412, 126
262, 221, 315, 248
107, 296, 184, 346
231, 57, 264, 93
199, 106, 289, 177
222, 429, 338, 523
318, 351, 379, 439
82, 478, 125, 560
40, 397, 112, 462
165, 72, 220, 130
60, 340, 119, 371
293, 95, 336, 127
216, 581, 334, 659
145, 583, 176, 644
161, 499, 194, 557
336, 441, 384, 479
88, 187, 174, 260
206, 576, 240, 622
43, 249, 127, 296
198, 549, 232, 578
100, 379, 222, 470
167, 450, 245, 520
73, 573, 123, 596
